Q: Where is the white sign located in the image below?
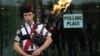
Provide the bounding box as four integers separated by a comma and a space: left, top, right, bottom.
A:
63, 14, 83, 28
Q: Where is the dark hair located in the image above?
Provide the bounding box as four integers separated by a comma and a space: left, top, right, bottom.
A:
20, 5, 35, 19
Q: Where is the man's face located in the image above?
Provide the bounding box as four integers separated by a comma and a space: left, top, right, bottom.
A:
23, 12, 35, 23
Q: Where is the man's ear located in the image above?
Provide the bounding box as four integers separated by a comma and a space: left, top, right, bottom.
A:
32, 13, 35, 18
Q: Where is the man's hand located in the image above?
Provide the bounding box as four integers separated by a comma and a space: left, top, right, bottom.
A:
26, 55, 32, 56
32, 34, 52, 56
32, 48, 42, 56
23, 53, 32, 56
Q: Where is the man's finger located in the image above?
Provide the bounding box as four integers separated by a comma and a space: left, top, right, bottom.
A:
32, 51, 38, 56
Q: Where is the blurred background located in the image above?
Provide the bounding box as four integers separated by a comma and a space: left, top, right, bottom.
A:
1, 0, 100, 56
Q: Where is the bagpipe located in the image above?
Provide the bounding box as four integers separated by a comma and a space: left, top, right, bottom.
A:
20, 23, 46, 48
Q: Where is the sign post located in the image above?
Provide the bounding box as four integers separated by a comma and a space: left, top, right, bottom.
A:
63, 14, 83, 28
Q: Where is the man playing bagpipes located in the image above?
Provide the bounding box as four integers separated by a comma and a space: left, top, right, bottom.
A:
14, 5, 52, 56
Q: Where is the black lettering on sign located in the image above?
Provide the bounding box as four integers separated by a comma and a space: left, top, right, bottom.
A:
67, 22, 70, 25
64, 16, 71, 20
66, 21, 80, 26
75, 16, 82, 20
64, 16, 82, 20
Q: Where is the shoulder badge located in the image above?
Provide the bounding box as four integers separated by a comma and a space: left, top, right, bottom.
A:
16, 30, 20, 34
